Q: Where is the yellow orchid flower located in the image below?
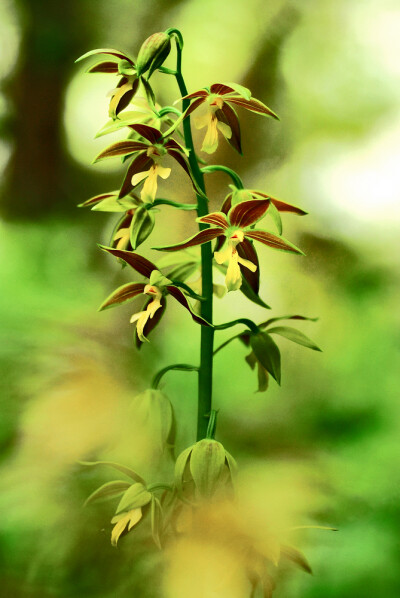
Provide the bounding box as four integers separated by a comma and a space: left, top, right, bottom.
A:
130, 283, 163, 342
214, 230, 257, 292
111, 507, 143, 546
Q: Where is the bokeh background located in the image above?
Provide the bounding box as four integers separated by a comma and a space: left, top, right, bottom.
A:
0, 0, 399, 596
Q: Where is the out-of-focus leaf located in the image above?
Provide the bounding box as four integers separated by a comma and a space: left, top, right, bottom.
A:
79, 461, 146, 484
84, 480, 131, 507
174, 446, 193, 495
280, 545, 312, 574
150, 496, 163, 549
116, 483, 152, 514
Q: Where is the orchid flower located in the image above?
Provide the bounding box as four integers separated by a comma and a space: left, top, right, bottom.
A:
154, 198, 303, 292
78, 191, 155, 251
99, 246, 211, 346
75, 48, 139, 119
182, 83, 278, 154
93, 124, 195, 202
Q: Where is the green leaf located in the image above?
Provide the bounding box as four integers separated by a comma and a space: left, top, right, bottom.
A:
84, 480, 132, 507
116, 483, 152, 514
92, 196, 138, 212
79, 461, 146, 484
93, 140, 147, 163
190, 439, 226, 498
268, 326, 322, 351
174, 446, 193, 495
95, 111, 153, 138
75, 48, 134, 64
225, 451, 238, 480
98, 282, 144, 311
260, 314, 318, 328
130, 206, 155, 250
150, 496, 163, 549
167, 262, 199, 282
224, 82, 252, 100
267, 200, 283, 235
168, 279, 204, 301
152, 198, 197, 210
240, 274, 271, 309
250, 332, 281, 384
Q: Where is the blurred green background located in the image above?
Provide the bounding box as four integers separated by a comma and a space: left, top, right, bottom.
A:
0, 0, 399, 596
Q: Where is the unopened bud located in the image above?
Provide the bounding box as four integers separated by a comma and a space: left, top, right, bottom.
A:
136, 32, 171, 77
174, 439, 237, 500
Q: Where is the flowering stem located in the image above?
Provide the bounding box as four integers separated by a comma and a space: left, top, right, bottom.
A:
172, 32, 215, 441
151, 363, 199, 390
201, 165, 244, 189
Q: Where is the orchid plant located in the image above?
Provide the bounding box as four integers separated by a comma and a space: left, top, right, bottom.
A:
76, 29, 333, 597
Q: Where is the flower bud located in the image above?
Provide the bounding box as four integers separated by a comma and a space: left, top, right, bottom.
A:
131, 389, 174, 452
231, 186, 253, 206
136, 32, 171, 77
174, 439, 237, 500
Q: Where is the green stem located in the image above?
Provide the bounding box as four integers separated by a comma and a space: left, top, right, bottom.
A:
173, 33, 214, 441
151, 364, 199, 390
206, 409, 218, 439
201, 165, 244, 189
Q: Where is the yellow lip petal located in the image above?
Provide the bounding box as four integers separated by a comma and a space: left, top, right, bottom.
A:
237, 255, 257, 272
201, 117, 219, 154
225, 253, 242, 292
131, 170, 149, 186
216, 120, 232, 140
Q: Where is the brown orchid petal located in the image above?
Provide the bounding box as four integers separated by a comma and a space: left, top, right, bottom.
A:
99, 282, 146, 310
94, 140, 149, 162
164, 138, 187, 153
251, 192, 307, 215
217, 104, 242, 153
227, 97, 278, 119
167, 149, 198, 193
76, 48, 135, 64
166, 286, 211, 326
214, 235, 225, 253
210, 83, 235, 95
181, 90, 209, 100
238, 238, 260, 293
184, 97, 206, 118
87, 61, 119, 74
220, 194, 232, 215
112, 212, 134, 249
197, 212, 229, 228
154, 228, 225, 252
113, 78, 139, 116
100, 246, 157, 277
135, 297, 166, 348
79, 192, 117, 208
128, 123, 162, 143
228, 199, 270, 228
119, 153, 152, 198
245, 230, 303, 253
